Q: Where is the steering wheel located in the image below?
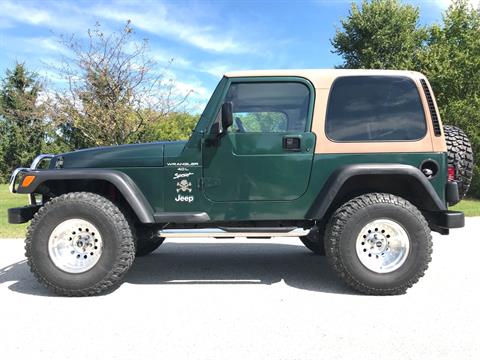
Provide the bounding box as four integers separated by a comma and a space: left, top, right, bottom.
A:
235, 117, 246, 133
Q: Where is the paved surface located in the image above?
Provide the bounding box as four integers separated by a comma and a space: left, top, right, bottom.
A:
0, 219, 479, 360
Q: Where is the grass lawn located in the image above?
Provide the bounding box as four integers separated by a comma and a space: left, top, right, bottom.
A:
0, 183, 479, 238
450, 198, 480, 217
0, 184, 29, 238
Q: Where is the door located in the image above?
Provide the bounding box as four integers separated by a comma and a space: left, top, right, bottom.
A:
202, 80, 315, 202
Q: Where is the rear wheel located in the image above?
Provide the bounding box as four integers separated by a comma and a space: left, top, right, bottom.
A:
444, 125, 474, 204
25, 192, 135, 296
325, 193, 432, 295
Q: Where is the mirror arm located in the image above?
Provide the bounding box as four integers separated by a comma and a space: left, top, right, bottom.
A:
204, 102, 233, 147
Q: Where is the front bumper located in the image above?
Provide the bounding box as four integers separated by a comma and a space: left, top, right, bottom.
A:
8, 154, 55, 224
9, 154, 55, 204
8, 205, 42, 224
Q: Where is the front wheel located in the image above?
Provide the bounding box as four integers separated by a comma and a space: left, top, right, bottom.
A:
325, 193, 432, 295
25, 192, 136, 296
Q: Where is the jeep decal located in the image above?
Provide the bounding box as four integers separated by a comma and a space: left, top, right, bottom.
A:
175, 194, 194, 203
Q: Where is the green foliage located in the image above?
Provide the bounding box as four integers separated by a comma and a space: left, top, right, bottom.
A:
145, 112, 198, 141
331, 0, 428, 69
0, 63, 46, 182
49, 22, 192, 147
0, 184, 29, 238
332, 0, 480, 198
450, 198, 480, 217
233, 112, 287, 133
421, 1, 480, 102
419, 0, 480, 197
0, 63, 84, 181
49, 22, 155, 147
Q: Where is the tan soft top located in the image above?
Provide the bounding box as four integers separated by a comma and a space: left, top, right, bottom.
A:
224, 69, 425, 89
225, 69, 445, 153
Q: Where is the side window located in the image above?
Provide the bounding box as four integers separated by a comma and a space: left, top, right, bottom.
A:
225, 82, 310, 133
326, 76, 427, 141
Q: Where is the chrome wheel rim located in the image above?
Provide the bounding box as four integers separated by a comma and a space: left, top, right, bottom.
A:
355, 218, 410, 273
48, 219, 103, 274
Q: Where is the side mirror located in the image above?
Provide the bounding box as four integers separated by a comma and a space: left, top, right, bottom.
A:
221, 102, 233, 131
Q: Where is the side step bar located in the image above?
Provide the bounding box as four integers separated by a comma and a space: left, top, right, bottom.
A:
158, 227, 310, 238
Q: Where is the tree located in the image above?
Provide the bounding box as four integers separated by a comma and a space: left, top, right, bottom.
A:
331, 0, 427, 69
144, 112, 198, 142
331, 0, 480, 198
0, 63, 46, 182
233, 112, 287, 132
420, 0, 480, 197
49, 21, 192, 148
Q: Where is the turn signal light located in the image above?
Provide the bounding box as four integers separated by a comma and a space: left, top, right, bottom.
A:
447, 166, 455, 182
21, 175, 36, 187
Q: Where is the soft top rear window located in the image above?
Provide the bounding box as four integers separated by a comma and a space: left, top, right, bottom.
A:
326, 76, 427, 142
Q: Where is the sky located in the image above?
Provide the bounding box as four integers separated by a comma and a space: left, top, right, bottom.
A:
0, 0, 472, 110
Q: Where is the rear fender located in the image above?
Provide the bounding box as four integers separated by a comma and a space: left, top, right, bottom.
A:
306, 164, 446, 220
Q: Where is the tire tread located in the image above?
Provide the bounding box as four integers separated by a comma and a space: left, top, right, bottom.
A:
444, 125, 474, 203
325, 193, 432, 295
25, 192, 135, 296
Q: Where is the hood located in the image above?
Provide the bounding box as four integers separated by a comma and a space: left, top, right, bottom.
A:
57, 141, 186, 169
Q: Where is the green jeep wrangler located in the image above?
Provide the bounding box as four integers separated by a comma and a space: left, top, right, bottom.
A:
8, 69, 473, 296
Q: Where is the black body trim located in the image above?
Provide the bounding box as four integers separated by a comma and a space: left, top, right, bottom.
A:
16, 169, 156, 223
8, 205, 42, 224
154, 212, 210, 223
306, 163, 447, 220
446, 181, 460, 205
423, 210, 464, 229
420, 79, 442, 136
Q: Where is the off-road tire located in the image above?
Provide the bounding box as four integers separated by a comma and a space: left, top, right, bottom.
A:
300, 225, 325, 255
135, 226, 165, 257
25, 192, 135, 296
325, 193, 432, 295
444, 125, 474, 204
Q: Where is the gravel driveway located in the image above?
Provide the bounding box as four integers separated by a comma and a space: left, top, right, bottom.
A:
0, 218, 479, 360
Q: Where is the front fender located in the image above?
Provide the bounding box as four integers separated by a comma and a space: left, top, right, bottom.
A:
15, 169, 155, 223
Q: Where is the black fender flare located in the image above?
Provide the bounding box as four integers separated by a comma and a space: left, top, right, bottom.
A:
306, 163, 446, 220
17, 169, 155, 223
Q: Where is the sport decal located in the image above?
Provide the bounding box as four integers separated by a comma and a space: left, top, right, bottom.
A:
173, 172, 194, 180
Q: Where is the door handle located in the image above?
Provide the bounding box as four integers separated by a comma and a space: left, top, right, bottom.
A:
283, 136, 301, 151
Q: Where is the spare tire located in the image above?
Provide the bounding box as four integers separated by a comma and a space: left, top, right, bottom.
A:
443, 125, 474, 204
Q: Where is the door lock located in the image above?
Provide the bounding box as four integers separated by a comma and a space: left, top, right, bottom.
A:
283, 136, 301, 151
